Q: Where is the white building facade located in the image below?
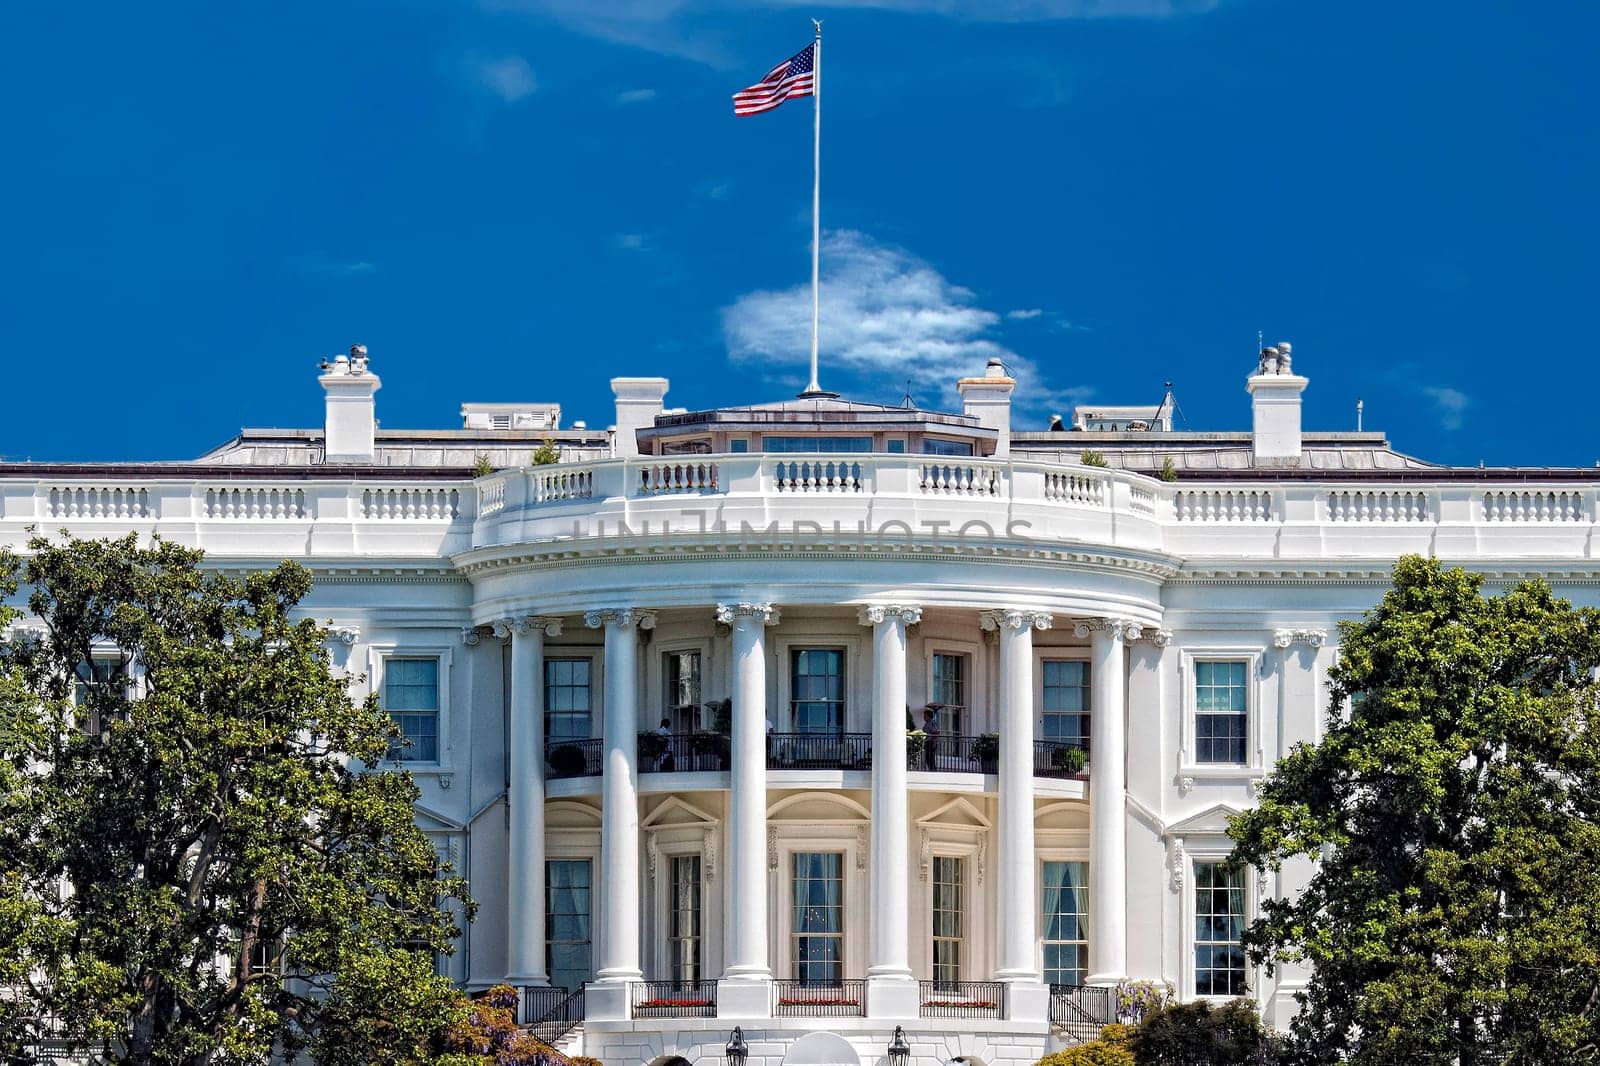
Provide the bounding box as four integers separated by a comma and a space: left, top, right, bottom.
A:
4, 344, 1594, 1066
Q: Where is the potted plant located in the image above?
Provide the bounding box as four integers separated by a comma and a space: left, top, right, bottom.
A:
638, 730, 668, 762
1050, 744, 1088, 773
692, 730, 730, 758
548, 743, 588, 776
906, 729, 928, 762
971, 732, 1000, 764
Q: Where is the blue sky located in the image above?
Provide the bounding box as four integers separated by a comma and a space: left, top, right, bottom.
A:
3, 1, 1597, 466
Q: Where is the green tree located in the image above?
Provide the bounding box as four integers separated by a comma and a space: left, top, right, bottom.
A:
1229, 555, 1600, 1065
0, 534, 473, 1065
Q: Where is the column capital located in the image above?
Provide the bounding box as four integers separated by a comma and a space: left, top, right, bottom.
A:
715, 602, 781, 626
1142, 628, 1173, 648
324, 624, 360, 647
461, 625, 482, 647
1273, 628, 1327, 649
979, 608, 1053, 633
492, 615, 565, 640
583, 608, 656, 631
1072, 616, 1143, 642
856, 603, 922, 627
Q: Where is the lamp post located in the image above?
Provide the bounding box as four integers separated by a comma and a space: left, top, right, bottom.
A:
725, 1027, 749, 1066
887, 1026, 911, 1066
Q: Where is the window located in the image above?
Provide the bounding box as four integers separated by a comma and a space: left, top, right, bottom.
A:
791, 649, 845, 734
932, 856, 964, 983
384, 658, 439, 762
546, 859, 593, 993
762, 436, 872, 453
1194, 661, 1248, 764
665, 651, 702, 733
729, 438, 749, 453
922, 438, 975, 457
930, 653, 966, 736
1041, 660, 1091, 753
544, 658, 592, 742
886, 439, 906, 454
1042, 860, 1090, 987
668, 856, 702, 985
791, 852, 844, 984
1193, 861, 1247, 996
74, 657, 124, 734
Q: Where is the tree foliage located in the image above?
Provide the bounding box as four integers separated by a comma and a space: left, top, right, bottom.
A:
0, 534, 473, 1065
1229, 555, 1600, 1065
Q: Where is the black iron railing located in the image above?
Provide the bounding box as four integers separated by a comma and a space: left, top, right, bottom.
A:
1035, 739, 1090, 779
773, 979, 867, 1016
630, 979, 718, 1017
1050, 983, 1117, 1044
527, 985, 585, 1045
638, 733, 730, 773
545, 738, 603, 779
919, 979, 1004, 1019
23, 1014, 109, 1062
909, 733, 998, 774
767, 733, 873, 770
518, 985, 567, 1026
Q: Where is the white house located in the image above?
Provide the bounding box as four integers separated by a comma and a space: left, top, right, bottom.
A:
3, 342, 1589, 1066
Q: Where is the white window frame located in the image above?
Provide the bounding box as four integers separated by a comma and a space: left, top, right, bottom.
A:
542, 648, 602, 741
1182, 844, 1259, 1003
652, 637, 709, 733
1178, 648, 1265, 781
1034, 648, 1092, 755
773, 635, 862, 733
929, 853, 969, 984
1037, 845, 1091, 986
925, 638, 984, 734
770, 823, 866, 983
369, 644, 454, 771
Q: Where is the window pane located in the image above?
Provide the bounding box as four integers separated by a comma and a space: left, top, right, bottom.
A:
1042, 659, 1091, 751
932, 856, 964, 983
762, 436, 873, 453
791, 649, 845, 735
1042, 860, 1090, 986
546, 859, 593, 993
1195, 659, 1248, 764
385, 658, 439, 761
669, 856, 702, 985
791, 852, 844, 984
1193, 861, 1247, 996
545, 658, 592, 741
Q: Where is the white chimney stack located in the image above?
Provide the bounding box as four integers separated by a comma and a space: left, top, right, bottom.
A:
1247, 341, 1307, 466
957, 357, 1016, 457
320, 344, 380, 464
610, 377, 669, 458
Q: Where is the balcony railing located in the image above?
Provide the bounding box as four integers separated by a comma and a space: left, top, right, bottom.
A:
767, 732, 873, 771
1049, 983, 1117, 1043
630, 979, 718, 1018
638, 732, 730, 773
773, 979, 867, 1017
910, 733, 996, 774
524, 984, 585, 1044
545, 738, 603, 779
918, 979, 1003, 1019
1035, 739, 1089, 779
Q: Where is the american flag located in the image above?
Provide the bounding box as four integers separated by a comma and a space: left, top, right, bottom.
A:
733, 42, 815, 116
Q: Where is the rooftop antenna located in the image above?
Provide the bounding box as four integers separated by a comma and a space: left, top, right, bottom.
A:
1356, 397, 1364, 433
901, 378, 915, 409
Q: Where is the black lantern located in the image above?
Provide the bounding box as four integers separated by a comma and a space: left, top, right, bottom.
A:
887, 1025, 911, 1066
725, 1027, 749, 1066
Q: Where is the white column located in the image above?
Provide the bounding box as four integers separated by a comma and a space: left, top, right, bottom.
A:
1078, 617, 1138, 985
500, 615, 563, 986
982, 608, 1052, 987
717, 602, 779, 1019
585, 607, 654, 991
860, 604, 921, 1018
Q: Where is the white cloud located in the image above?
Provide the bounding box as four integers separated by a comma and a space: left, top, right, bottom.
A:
1422, 385, 1470, 431
614, 233, 652, 252
485, 0, 1221, 61
721, 229, 1086, 415
478, 55, 538, 102
1006, 308, 1044, 320
616, 87, 659, 104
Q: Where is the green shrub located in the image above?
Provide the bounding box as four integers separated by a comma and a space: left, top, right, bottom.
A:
906, 730, 928, 759
530, 440, 560, 466
1130, 998, 1281, 1065
1157, 456, 1178, 482
1034, 1041, 1134, 1066
971, 732, 999, 762
1080, 449, 1108, 468
547, 744, 588, 776
1050, 745, 1087, 773
1098, 1023, 1138, 1048
471, 453, 494, 477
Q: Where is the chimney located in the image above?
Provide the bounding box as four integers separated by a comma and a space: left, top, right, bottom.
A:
1247, 341, 1307, 466
610, 377, 669, 458
957, 357, 1016, 457
320, 344, 380, 464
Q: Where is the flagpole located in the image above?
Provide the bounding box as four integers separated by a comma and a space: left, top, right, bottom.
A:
802, 19, 829, 398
